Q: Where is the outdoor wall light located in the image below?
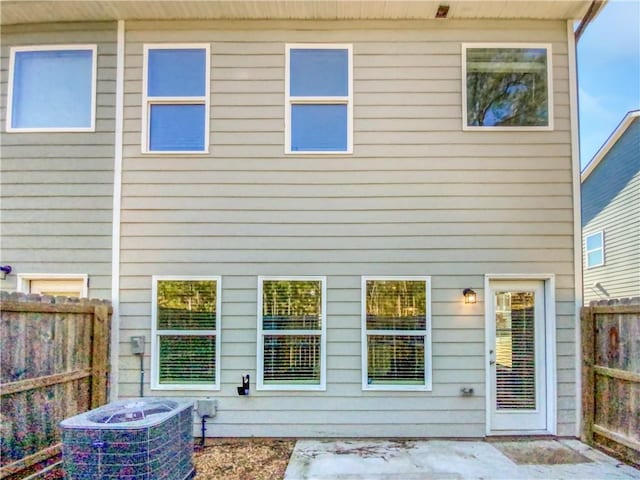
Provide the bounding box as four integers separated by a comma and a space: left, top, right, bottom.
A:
463, 288, 477, 304
0, 265, 12, 280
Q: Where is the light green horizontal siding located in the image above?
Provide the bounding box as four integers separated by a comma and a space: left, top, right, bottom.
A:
0, 22, 117, 300
112, 18, 578, 437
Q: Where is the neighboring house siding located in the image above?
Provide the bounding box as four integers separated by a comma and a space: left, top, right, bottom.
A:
582, 118, 640, 303
0, 22, 116, 299
118, 20, 576, 437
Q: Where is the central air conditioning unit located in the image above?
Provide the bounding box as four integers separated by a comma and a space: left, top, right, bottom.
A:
60, 398, 195, 480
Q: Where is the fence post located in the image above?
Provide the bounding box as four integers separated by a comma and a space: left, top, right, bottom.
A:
91, 304, 110, 409
581, 305, 595, 445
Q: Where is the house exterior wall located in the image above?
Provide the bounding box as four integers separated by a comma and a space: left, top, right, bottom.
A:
0, 22, 117, 299
117, 19, 578, 437
582, 118, 640, 304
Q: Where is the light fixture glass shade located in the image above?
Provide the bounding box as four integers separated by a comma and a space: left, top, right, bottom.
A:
463, 288, 477, 304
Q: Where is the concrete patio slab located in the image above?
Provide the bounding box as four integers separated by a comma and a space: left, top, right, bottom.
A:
284, 438, 640, 480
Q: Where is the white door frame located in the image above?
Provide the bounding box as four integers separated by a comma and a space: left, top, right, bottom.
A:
484, 274, 557, 436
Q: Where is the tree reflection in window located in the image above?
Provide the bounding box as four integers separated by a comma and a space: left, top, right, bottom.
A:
466, 47, 550, 127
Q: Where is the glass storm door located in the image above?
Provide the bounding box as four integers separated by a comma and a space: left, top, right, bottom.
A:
488, 281, 547, 433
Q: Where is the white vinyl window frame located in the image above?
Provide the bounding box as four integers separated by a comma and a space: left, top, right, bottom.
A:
151, 275, 221, 391
285, 44, 353, 155
484, 273, 557, 436
6, 44, 97, 133
361, 276, 432, 392
257, 276, 327, 391
585, 231, 605, 269
17, 273, 89, 297
141, 43, 210, 154
461, 43, 554, 131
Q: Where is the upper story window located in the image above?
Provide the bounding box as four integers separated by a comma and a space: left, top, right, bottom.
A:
143, 45, 210, 153
257, 277, 326, 390
7, 45, 96, 132
285, 45, 353, 154
362, 277, 432, 391
151, 276, 221, 390
585, 231, 605, 268
462, 44, 553, 130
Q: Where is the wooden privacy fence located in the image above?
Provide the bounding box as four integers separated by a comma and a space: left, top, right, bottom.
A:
0, 292, 111, 478
582, 297, 640, 467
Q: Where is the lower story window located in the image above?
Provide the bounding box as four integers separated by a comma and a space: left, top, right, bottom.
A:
17, 273, 88, 297
152, 276, 220, 390
362, 277, 432, 390
258, 277, 326, 390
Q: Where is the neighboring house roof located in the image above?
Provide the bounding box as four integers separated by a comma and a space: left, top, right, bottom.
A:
581, 110, 640, 183
1, 0, 603, 25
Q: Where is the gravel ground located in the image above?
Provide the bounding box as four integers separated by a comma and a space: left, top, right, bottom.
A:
22, 439, 294, 479
194, 438, 295, 480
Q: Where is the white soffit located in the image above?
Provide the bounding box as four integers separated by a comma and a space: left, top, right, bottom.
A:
2, 1, 596, 25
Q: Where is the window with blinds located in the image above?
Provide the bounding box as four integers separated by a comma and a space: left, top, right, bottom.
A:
362, 277, 431, 390
495, 291, 536, 409
152, 277, 220, 390
258, 277, 326, 390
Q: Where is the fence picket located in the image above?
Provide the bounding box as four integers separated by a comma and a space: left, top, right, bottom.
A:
0, 292, 111, 479
582, 297, 640, 467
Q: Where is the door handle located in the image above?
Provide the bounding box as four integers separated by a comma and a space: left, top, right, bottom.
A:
490, 360, 495, 365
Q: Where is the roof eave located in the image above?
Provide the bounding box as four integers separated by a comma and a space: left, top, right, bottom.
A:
581, 110, 640, 183
0, 1, 597, 26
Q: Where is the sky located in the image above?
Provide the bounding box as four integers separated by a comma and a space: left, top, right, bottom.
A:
577, 0, 640, 170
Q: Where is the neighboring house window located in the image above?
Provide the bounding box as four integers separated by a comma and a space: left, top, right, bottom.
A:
7, 45, 96, 131
17, 274, 89, 297
257, 277, 326, 390
142, 45, 210, 153
285, 44, 353, 154
362, 277, 432, 391
462, 44, 553, 130
151, 276, 220, 390
585, 231, 605, 268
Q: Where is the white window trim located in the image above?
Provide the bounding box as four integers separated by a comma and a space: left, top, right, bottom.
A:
585, 231, 605, 269
257, 275, 327, 391
285, 44, 353, 155
6, 44, 97, 133
151, 275, 221, 391
17, 273, 89, 297
361, 276, 432, 392
461, 43, 554, 131
141, 43, 210, 154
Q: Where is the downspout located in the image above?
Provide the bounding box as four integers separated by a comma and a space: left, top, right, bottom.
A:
567, 19, 583, 438
110, 19, 125, 402
575, 1, 606, 41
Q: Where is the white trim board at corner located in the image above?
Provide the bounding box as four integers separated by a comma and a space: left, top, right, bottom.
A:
567, 18, 583, 439
110, 19, 125, 402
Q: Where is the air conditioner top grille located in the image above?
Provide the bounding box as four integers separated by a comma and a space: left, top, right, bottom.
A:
60, 397, 193, 430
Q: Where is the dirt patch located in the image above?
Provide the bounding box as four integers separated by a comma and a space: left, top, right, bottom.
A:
494, 440, 593, 465
194, 438, 295, 480
19, 439, 294, 480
